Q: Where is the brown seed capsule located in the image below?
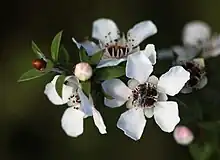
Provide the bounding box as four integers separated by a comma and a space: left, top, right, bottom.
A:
32, 59, 47, 71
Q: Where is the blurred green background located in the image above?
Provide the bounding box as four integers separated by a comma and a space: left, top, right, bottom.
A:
2, 0, 220, 159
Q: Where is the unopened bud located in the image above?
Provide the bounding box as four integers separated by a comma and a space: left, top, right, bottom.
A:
173, 125, 194, 146
74, 62, 92, 81
32, 58, 47, 71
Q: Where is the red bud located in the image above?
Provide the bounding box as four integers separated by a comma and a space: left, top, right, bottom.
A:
32, 59, 47, 71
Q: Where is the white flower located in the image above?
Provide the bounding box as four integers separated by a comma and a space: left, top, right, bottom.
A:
178, 58, 207, 94
158, 21, 220, 61
44, 75, 106, 137
102, 65, 190, 141
173, 125, 194, 146
72, 18, 157, 68
174, 21, 220, 61
74, 62, 93, 81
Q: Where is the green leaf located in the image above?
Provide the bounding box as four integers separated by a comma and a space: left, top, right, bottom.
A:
51, 31, 63, 62
79, 47, 90, 63
95, 66, 125, 81
32, 41, 46, 59
17, 59, 54, 82
89, 50, 104, 65
59, 45, 70, 64
198, 121, 220, 132
55, 75, 66, 98
189, 143, 214, 160
80, 80, 91, 97
18, 69, 49, 82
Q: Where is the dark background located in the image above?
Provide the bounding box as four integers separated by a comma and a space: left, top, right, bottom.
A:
1, 0, 220, 159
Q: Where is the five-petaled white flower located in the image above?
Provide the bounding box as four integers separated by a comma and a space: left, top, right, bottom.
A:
158, 21, 220, 61
72, 18, 157, 68
101, 65, 190, 141
174, 21, 220, 61
44, 75, 106, 137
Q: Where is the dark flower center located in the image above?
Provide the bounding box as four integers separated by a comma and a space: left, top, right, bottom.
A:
132, 83, 158, 108
182, 62, 205, 87
106, 45, 130, 59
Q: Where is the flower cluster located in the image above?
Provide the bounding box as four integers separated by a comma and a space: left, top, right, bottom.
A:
18, 18, 220, 159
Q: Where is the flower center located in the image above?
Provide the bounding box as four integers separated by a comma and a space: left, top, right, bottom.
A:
68, 92, 81, 109
106, 45, 130, 59
103, 32, 133, 59
132, 83, 158, 108
182, 62, 205, 87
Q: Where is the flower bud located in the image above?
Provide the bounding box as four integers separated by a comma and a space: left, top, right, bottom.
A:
173, 125, 194, 146
32, 58, 47, 71
74, 62, 92, 81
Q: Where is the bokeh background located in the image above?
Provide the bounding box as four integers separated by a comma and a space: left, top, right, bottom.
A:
2, 0, 220, 159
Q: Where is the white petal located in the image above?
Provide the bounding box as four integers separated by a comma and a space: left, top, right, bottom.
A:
117, 108, 146, 141
102, 79, 132, 101
202, 47, 220, 58
127, 79, 140, 89
96, 58, 126, 68
144, 108, 154, 118
92, 107, 107, 134
126, 52, 153, 84
195, 76, 208, 89
157, 66, 190, 96
104, 98, 126, 108
127, 21, 157, 47
44, 75, 73, 105
65, 76, 79, 90
61, 107, 85, 137
72, 37, 100, 56
172, 46, 198, 61
158, 92, 168, 101
148, 75, 158, 85
77, 89, 93, 116
142, 44, 157, 65
92, 18, 120, 44
202, 35, 220, 58
182, 21, 211, 47
154, 101, 180, 133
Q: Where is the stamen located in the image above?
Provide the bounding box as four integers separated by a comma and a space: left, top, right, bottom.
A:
132, 83, 158, 108
182, 61, 206, 87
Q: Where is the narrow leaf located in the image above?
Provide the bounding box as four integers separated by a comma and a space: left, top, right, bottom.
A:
55, 75, 66, 98
51, 31, 63, 62
59, 45, 70, 64
17, 59, 54, 82
95, 66, 125, 81
89, 50, 103, 65
32, 41, 46, 59
79, 47, 90, 63
80, 80, 91, 97
18, 69, 49, 82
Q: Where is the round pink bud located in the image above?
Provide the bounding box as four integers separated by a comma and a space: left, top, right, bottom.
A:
74, 62, 92, 81
173, 125, 194, 146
